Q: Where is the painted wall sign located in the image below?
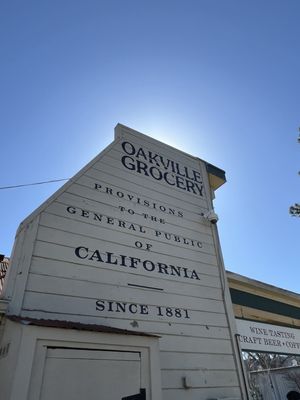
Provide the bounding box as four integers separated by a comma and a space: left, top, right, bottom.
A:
4, 124, 245, 399
120, 140, 204, 196
237, 319, 300, 355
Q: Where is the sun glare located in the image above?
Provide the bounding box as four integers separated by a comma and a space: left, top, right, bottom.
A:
141, 120, 221, 166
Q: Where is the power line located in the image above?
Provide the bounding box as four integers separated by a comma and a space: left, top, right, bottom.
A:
0, 178, 69, 190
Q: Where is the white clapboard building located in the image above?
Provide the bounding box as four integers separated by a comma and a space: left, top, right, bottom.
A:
0, 125, 247, 400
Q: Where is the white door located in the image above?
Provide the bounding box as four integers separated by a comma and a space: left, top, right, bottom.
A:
38, 348, 142, 400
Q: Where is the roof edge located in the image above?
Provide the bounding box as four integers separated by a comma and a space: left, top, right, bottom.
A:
7, 315, 159, 337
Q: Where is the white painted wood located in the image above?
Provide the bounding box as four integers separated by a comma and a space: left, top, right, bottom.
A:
20, 309, 229, 332
3, 320, 161, 400
33, 233, 218, 277
22, 292, 228, 326
29, 256, 221, 293
91, 155, 206, 206
7, 216, 39, 315
35, 225, 218, 266
5, 125, 245, 399
162, 369, 239, 388
38, 212, 216, 258
46, 349, 140, 360
25, 273, 225, 313
158, 335, 233, 354
18, 309, 230, 342
39, 349, 141, 400
62, 183, 210, 233
44, 199, 214, 248
160, 352, 236, 370
162, 387, 242, 400
0, 319, 23, 400
76, 172, 207, 216
1, 227, 26, 301
32, 241, 219, 283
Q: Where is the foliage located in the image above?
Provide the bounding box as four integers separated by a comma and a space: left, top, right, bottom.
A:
243, 351, 299, 371
290, 204, 300, 217
289, 132, 300, 217
243, 352, 300, 399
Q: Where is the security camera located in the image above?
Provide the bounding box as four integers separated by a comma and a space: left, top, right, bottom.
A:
203, 210, 219, 224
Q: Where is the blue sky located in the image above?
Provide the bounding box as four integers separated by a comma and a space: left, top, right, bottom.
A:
1, 1, 299, 292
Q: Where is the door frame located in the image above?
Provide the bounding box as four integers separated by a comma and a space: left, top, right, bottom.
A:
6, 320, 162, 400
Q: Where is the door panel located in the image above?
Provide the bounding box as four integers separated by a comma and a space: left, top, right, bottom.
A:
39, 348, 141, 400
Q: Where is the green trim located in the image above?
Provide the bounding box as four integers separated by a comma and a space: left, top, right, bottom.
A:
230, 289, 300, 319
205, 163, 226, 182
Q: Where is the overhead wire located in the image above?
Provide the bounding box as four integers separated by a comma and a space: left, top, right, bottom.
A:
0, 178, 69, 190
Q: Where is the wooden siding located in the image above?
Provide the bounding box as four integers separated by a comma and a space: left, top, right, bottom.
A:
6, 125, 242, 399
